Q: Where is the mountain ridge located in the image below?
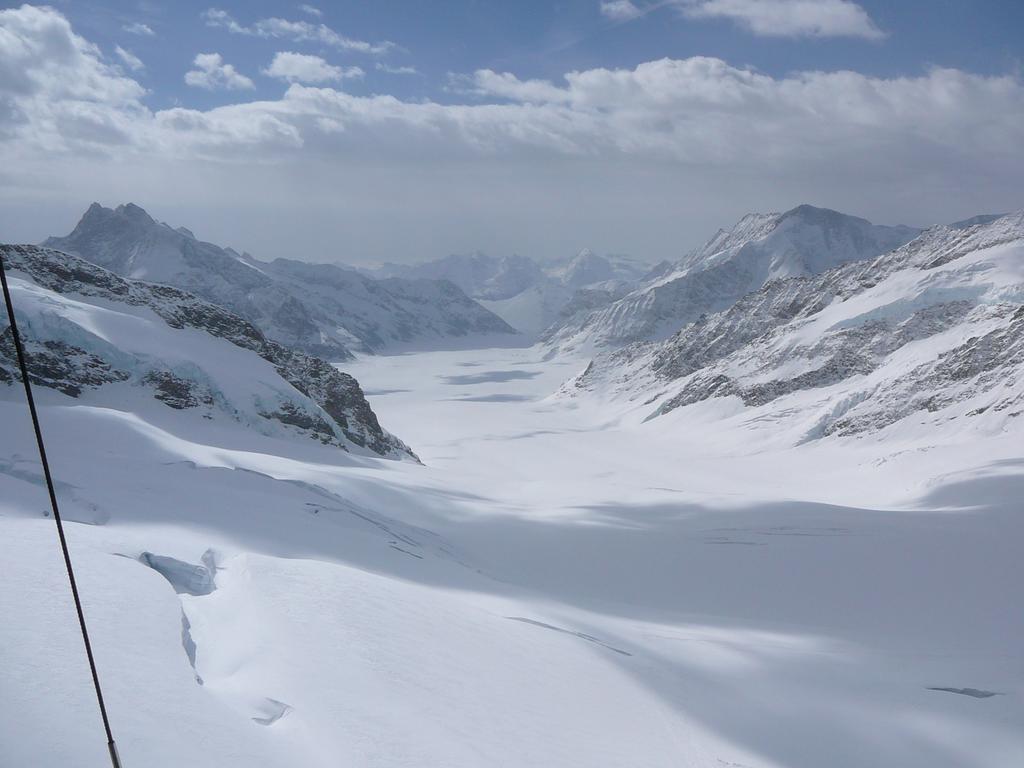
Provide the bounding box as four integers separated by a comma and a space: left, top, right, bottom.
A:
1, 243, 416, 460
44, 203, 516, 358
564, 211, 1024, 443
373, 248, 652, 334
542, 204, 921, 352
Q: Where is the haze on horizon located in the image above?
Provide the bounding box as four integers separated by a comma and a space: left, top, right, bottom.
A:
1, 1, 1022, 266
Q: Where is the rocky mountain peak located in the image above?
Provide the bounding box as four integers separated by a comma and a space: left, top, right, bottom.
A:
115, 202, 155, 222
778, 203, 857, 225
61, 202, 164, 249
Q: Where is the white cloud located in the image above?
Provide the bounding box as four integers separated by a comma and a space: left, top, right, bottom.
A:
376, 63, 418, 76
600, 1, 643, 21
199, 8, 245, 34
263, 52, 363, 84
271, 59, 1021, 167
299, 4, 322, 17
0, 4, 145, 150
202, 8, 393, 54
2, 5, 1022, 263
185, 53, 255, 91
115, 45, 144, 72
122, 21, 155, 36
680, 0, 884, 39
460, 70, 570, 103
4, 7, 1021, 170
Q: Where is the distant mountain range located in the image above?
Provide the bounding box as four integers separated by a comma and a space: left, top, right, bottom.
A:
6, 200, 1021, 453
373, 248, 653, 334
44, 203, 516, 359
542, 204, 921, 352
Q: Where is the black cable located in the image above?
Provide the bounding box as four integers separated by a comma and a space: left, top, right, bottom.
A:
0, 251, 123, 768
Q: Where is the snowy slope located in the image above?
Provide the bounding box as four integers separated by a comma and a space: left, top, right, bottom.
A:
543, 205, 919, 352
549, 248, 652, 291
0, 244, 414, 459
3, 342, 1022, 768
567, 212, 1024, 444
477, 285, 568, 336
44, 204, 515, 357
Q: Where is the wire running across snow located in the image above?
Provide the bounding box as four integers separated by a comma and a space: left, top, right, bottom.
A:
0, 251, 124, 768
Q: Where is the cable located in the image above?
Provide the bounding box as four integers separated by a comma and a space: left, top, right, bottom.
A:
0, 250, 123, 768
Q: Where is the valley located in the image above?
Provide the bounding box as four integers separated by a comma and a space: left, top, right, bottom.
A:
2, 209, 1022, 768
2, 341, 1021, 767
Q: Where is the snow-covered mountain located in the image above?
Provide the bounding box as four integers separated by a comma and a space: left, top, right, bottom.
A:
376, 249, 651, 334
0, 244, 415, 459
374, 252, 546, 301
543, 205, 920, 352
44, 204, 515, 358
565, 211, 1024, 443
550, 249, 652, 292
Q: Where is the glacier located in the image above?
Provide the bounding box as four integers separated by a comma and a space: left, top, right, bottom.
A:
2, 206, 1023, 768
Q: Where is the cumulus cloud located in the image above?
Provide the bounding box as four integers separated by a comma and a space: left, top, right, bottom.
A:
0, 4, 146, 150
299, 4, 322, 17
680, 0, 884, 39
263, 52, 363, 83
600, 1, 643, 21
202, 7, 393, 54
122, 21, 154, 36
459, 70, 570, 104
115, 46, 144, 72
185, 53, 255, 90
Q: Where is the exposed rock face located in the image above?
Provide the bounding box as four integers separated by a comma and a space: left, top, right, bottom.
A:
142, 371, 215, 410
568, 212, 1024, 440
0, 329, 129, 397
43, 203, 515, 357
543, 205, 920, 351
1, 244, 415, 459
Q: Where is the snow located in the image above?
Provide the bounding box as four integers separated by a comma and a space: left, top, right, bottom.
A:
3, 207, 1023, 766
790, 240, 1024, 344
478, 284, 567, 336
3, 336, 1023, 766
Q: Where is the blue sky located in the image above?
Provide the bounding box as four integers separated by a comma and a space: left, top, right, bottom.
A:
58, 1, 1024, 108
1, 1, 1023, 264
